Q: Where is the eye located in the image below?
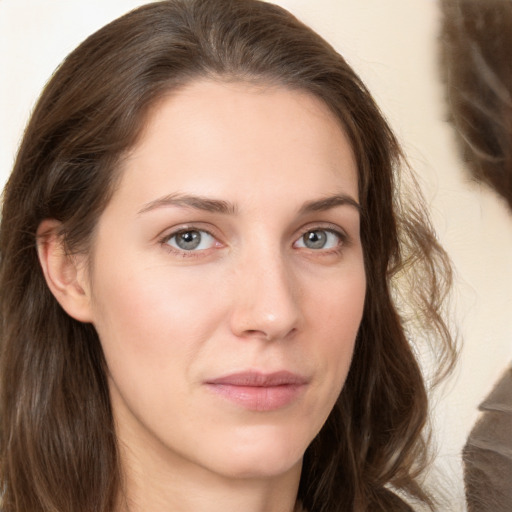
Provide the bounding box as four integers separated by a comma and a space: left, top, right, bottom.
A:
165, 229, 217, 252
294, 229, 343, 250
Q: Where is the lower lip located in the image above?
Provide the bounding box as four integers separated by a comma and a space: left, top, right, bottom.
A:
205, 383, 306, 411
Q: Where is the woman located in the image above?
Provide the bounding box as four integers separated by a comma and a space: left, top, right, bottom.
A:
0, 1, 455, 511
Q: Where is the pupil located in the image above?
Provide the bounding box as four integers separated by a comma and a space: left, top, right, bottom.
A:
305, 230, 327, 249
177, 231, 201, 250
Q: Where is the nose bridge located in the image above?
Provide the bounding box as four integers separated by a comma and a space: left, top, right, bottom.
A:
230, 235, 300, 341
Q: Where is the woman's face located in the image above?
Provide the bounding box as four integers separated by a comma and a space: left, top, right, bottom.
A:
85, 80, 365, 481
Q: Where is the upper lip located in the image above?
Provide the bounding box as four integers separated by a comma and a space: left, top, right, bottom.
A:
205, 371, 309, 387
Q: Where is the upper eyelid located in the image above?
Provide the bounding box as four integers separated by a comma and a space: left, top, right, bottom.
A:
295, 223, 348, 240
158, 223, 220, 242
165, 227, 214, 239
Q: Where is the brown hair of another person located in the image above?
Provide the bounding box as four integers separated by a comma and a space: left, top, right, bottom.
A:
0, 1, 456, 511
440, 0, 512, 208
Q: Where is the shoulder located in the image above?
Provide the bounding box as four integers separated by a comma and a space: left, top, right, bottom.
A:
464, 366, 512, 510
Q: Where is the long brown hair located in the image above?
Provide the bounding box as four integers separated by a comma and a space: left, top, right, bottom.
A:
0, 1, 455, 511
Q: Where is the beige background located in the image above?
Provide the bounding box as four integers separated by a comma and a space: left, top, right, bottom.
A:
1, 1, 512, 510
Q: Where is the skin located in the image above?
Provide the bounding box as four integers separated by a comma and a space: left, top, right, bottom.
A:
40, 80, 366, 512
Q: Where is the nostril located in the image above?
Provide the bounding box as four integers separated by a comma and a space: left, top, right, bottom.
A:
242, 329, 271, 339
240, 326, 298, 342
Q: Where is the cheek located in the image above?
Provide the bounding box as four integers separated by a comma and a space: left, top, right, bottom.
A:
307, 267, 365, 338
299, 263, 365, 376
312, 272, 365, 382
89, 259, 228, 379
88, 263, 232, 445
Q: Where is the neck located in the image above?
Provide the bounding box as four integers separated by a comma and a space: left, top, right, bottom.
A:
115, 436, 303, 512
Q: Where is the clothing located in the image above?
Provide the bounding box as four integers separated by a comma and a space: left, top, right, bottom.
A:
464, 366, 512, 512
296, 490, 415, 511
383, 490, 415, 511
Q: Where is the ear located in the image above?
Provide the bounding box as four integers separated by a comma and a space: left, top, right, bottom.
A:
36, 219, 93, 323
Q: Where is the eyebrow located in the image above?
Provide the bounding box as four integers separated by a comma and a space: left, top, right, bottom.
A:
137, 193, 238, 215
137, 192, 361, 216
298, 194, 361, 215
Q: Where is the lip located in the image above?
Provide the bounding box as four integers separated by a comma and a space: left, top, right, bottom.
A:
204, 371, 309, 411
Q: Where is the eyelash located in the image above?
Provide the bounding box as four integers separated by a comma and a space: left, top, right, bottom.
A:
159, 225, 348, 258
160, 227, 220, 258
293, 226, 347, 254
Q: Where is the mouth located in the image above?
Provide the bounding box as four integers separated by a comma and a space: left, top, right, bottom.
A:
204, 371, 309, 412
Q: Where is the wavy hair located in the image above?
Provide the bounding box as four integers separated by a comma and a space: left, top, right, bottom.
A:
0, 1, 456, 511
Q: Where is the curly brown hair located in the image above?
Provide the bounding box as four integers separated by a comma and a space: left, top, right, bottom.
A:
0, 1, 455, 511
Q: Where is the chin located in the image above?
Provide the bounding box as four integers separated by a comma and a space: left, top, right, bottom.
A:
214, 454, 304, 481
201, 425, 310, 479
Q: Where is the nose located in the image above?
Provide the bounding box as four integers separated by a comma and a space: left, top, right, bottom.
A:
229, 248, 301, 342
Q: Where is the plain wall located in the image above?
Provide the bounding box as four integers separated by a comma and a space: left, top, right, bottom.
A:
1, 1, 512, 510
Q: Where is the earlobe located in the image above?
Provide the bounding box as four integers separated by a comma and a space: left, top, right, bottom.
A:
36, 219, 93, 323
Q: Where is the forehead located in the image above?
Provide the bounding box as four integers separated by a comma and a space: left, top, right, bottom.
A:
115, 79, 358, 212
